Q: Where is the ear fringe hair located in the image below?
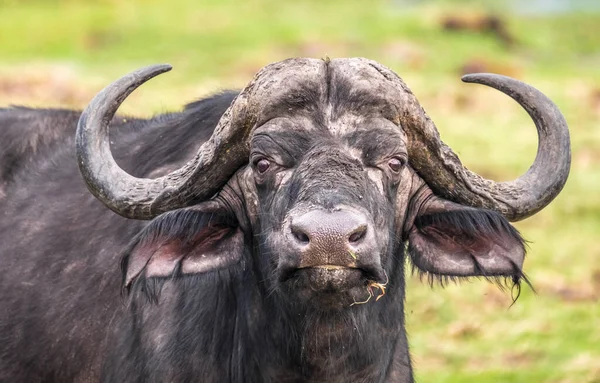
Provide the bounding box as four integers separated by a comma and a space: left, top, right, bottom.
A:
135, 208, 236, 249
124, 266, 183, 303
408, 256, 535, 306
126, 267, 240, 305
415, 209, 528, 252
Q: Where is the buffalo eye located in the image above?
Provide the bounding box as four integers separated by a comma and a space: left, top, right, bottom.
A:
255, 158, 271, 174
388, 157, 405, 173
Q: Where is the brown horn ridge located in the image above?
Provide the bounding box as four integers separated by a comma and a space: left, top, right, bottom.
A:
76, 64, 253, 220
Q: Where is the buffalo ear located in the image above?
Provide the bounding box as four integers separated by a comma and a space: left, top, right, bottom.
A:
123, 204, 245, 288
407, 198, 526, 282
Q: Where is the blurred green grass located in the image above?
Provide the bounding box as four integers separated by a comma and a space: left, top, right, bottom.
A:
1, 0, 599, 382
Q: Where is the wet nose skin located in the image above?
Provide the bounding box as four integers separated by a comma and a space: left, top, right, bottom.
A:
288, 209, 377, 269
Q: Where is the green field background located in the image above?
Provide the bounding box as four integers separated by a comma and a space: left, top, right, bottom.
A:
1, 0, 599, 381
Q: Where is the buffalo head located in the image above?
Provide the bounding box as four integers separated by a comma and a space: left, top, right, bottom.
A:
76, 58, 570, 309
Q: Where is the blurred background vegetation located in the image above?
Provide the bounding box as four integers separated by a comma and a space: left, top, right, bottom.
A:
1, 0, 599, 381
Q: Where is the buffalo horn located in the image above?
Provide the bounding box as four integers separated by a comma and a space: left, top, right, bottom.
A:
76, 64, 251, 219
407, 73, 571, 221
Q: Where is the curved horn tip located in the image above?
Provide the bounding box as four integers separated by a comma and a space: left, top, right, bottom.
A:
455, 71, 570, 221
461, 73, 503, 84
136, 63, 173, 77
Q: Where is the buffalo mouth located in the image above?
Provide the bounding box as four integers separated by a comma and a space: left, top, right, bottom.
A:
298, 266, 365, 291
280, 264, 385, 284
278, 264, 387, 308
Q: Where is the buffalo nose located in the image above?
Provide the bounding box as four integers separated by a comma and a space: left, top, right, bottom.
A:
288, 210, 374, 267
290, 210, 369, 246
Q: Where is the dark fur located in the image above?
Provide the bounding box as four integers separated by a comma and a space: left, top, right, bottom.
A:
0, 84, 526, 382
0, 92, 239, 382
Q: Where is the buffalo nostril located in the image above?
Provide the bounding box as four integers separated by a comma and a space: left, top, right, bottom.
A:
348, 225, 367, 244
291, 228, 310, 245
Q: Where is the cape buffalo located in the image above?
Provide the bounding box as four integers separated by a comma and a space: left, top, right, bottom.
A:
0, 58, 570, 382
